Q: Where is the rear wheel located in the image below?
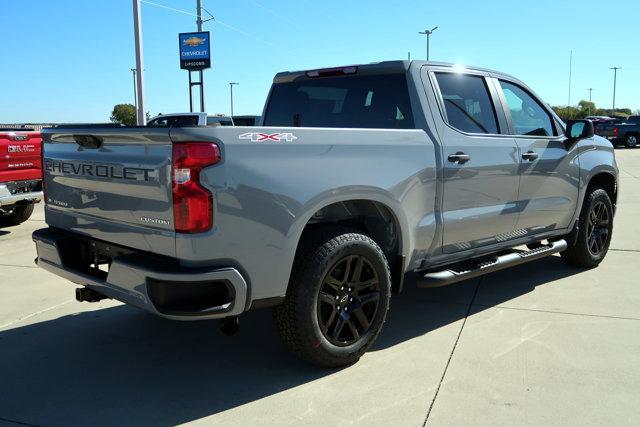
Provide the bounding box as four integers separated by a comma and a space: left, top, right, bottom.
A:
561, 188, 613, 268
273, 228, 391, 368
0, 203, 34, 228
625, 134, 638, 148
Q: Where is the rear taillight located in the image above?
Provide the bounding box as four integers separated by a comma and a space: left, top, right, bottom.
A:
614, 127, 619, 136
172, 142, 221, 233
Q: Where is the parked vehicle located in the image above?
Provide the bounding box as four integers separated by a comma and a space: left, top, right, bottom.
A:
596, 115, 640, 147
147, 113, 261, 127
33, 61, 618, 367
231, 115, 261, 126
147, 113, 234, 127
585, 115, 613, 125
0, 129, 43, 227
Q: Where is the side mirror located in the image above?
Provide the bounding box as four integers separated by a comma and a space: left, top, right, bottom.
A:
565, 119, 594, 141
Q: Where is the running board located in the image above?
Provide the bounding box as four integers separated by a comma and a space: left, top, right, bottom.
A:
417, 239, 568, 288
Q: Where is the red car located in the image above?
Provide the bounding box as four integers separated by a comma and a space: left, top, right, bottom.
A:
0, 128, 43, 227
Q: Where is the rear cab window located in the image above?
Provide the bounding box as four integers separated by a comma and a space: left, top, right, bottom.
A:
263, 73, 415, 129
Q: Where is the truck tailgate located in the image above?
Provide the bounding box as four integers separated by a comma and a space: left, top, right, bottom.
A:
42, 128, 177, 257
0, 131, 42, 182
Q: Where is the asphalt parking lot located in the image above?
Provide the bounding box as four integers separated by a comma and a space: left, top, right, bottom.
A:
1, 149, 639, 426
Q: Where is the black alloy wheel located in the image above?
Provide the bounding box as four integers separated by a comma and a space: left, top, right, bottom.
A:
317, 255, 380, 347
586, 200, 610, 256
561, 188, 613, 268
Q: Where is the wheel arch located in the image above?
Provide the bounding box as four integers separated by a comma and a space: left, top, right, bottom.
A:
586, 171, 618, 209
289, 195, 410, 295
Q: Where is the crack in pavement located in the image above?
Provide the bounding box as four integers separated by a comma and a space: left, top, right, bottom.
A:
475, 304, 640, 322
0, 263, 38, 269
421, 262, 639, 424
609, 248, 640, 253
423, 277, 482, 425
0, 299, 73, 331
0, 416, 38, 426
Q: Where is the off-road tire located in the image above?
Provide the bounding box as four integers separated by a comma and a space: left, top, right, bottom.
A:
273, 227, 391, 368
561, 188, 613, 268
0, 204, 34, 228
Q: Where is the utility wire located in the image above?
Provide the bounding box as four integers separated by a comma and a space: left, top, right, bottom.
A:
248, 0, 302, 30
141, 0, 201, 18
141, 0, 290, 52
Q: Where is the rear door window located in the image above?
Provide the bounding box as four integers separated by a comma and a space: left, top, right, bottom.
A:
263, 74, 415, 129
434, 72, 499, 134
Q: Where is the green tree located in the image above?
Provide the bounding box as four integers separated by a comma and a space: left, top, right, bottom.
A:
552, 106, 581, 121
578, 100, 595, 116
110, 104, 137, 126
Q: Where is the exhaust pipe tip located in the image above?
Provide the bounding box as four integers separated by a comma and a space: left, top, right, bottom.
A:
219, 317, 240, 336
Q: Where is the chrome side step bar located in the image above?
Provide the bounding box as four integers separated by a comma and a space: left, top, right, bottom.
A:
417, 239, 568, 288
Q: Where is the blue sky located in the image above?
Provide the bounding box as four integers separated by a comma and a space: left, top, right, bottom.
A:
1, 0, 638, 123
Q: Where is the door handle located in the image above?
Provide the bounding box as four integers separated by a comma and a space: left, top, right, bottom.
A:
447, 152, 470, 164
522, 151, 539, 161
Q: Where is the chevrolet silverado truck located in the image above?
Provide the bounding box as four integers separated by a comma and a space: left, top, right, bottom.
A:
0, 129, 43, 227
595, 115, 640, 148
33, 61, 618, 367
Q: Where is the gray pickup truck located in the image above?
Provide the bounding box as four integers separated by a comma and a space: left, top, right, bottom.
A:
33, 61, 618, 367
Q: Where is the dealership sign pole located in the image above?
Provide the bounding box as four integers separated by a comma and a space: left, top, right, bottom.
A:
179, 31, 211, 112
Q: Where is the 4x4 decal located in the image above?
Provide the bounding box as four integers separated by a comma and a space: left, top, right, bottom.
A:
239, 132, 298, 142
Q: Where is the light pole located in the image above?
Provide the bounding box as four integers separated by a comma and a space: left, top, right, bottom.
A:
131, 68, 137, 111
609, 67, 621, 113
229, 82, 239, 123
587, 88, 594, 115
196, 0, 206, 112
567, 50, 572, 106
418, 26, 438, 61
132, 0, 146, 125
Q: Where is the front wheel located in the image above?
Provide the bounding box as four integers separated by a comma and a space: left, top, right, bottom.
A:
0, 203, 34, 228
625, 134, 638, 148
273, 228, 391, 368
561, 188, 613, 268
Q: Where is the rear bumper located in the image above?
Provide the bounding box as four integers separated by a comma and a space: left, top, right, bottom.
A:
0, 184, 42, 207
32, 227, 248, 320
